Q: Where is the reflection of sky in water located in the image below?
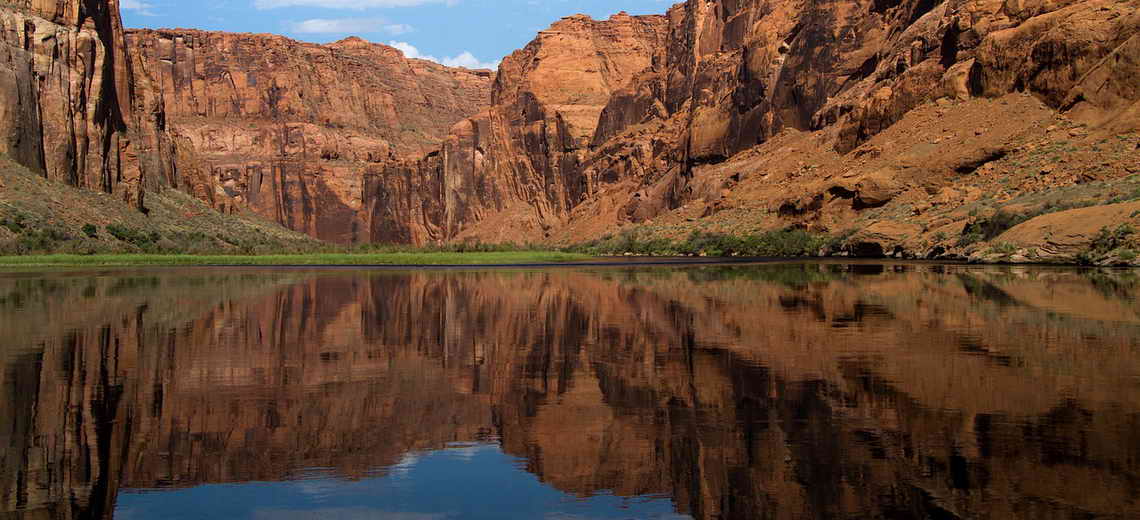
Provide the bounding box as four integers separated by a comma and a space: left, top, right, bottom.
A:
115, 444, 688, 520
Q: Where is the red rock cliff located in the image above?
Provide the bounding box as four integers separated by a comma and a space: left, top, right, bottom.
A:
369, 0, 1140, 246
4, 0, 1137, 250
125, 29, 493, 243
0, 0, 168, 210
581, 0, 1139, 209
366, 12, 670, 244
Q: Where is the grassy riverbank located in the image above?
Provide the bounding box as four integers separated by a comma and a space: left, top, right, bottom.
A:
0, 251, 593, 267
564, 228, 834, 257
1, 155, 323, 256
1, 155, 590, 267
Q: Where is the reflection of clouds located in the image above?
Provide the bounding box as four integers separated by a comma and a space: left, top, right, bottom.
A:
278, 443, 497, 502
443, 442, 496, 462
545, 515, 691, 520
389, 452, 421, 478
291, 478, 341, 499
254, 508, 449, 520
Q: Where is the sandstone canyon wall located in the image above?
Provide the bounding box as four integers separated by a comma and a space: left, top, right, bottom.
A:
0, 0, 169, 210
560, 0, 1140, 246
0, 1, 498, 245
365, 12, 670, 244
363, 0, 1140, 250
125, 30, 493, 243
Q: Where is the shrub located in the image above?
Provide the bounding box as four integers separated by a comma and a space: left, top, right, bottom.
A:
565, 228, 828, 258
989, 242, 1018, 255
15, 227, 72, 253
1, 213, 28, 234
1106, 187, 1140, 205
1089, 224, 1135, 255
1078, 224, 1137, 265
824, 228, 858, 251
82, 224, 99, 238
105, 224, 162, 250
962, 211, 1028, 243
956, 231, 985, 248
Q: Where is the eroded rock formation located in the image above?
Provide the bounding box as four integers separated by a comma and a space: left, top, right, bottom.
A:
125, 30, 493, 243
366, 12, 670, 243
365, 0, 1140, 254
0, 0, 169, 210
580, 0, 1139, 200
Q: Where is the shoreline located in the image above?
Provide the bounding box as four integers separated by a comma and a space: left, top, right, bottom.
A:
0, 252, 592, 268
0, 253, 1130, 271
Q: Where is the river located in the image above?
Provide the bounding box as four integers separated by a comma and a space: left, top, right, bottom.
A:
1, 263, 1137, 519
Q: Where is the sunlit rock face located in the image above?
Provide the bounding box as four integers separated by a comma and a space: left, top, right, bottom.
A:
369, 0, 1140, 247
0, 0, 496, 244
124, 30, 494, 244
0, 0, 170, 210
2, 266, 1138, 519
5, 1, 1137, 249
365, 12, 671, 244
558, 0, 1140, 234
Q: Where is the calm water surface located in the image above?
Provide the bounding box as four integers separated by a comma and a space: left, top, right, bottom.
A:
1, 263, 1138, 519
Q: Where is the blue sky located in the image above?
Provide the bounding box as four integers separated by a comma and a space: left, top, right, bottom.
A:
121, 0, 674, 69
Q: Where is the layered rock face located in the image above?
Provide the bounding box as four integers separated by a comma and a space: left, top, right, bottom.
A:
565, 0, 1135, 239
364, 0, 1139, 249
0, 2, 495, 245
0, 0, 168, 210
125, 30, 493, 243
366, 12, 670, 243
3, 0, 1137, 250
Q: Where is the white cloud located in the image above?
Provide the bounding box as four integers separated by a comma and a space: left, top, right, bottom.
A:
255, 0, 455, 9
121, 0, 157, 15
383, 23, 414, 35
388, 40, 498, 70
438, 51, 498, 70
287, 18, 413, 35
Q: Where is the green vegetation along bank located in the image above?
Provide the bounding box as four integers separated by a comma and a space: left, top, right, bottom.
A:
0, 154, 322, 256
0, 252, 593, 268
5, 149, 1140, 267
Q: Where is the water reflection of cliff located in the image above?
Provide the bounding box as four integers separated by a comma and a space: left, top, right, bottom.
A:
1, 265, 1138, 519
